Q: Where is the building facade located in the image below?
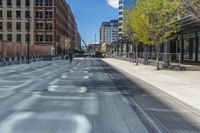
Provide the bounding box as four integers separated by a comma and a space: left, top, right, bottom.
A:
100, 20, 118, 44
118, 0, 136, 40
0, 0, 80, 51
118, 0, 200, 63
0, 0, 33, 44
117, 0, 136, 56
171, 17, 200, 62
33, 0, 80, 49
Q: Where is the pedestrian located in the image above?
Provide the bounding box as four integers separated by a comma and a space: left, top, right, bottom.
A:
69, 51, 73, 64
129, 52, 134, 63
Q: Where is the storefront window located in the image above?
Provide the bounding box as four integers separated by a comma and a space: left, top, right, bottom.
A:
198, 32, 200, 61
183, 33, 196, 61
191, 33, 196, 60
183, 39, 190, 60
176, 40, 181, 59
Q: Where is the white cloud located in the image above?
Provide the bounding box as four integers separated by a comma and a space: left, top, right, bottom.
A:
106, 0, 119, 9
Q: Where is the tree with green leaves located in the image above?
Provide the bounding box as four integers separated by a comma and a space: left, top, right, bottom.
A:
123, 9, 139, 65
131, 0, 180, 70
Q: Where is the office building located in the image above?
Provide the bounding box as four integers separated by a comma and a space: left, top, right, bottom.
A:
117, 0, 136, 56
118, 0, 136, 40
100, 20, 118, 44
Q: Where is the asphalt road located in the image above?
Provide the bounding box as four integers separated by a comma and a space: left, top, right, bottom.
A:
0, 58, 199, 133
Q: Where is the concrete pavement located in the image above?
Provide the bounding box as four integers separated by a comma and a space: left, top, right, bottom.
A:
0, 58, 200, 132
102, 58, 200, 112
0, 59, 148, 133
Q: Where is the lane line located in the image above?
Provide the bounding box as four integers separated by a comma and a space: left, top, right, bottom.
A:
14, 96, 37, 110
49, 78, 60, 85
0, 112, 33, 133
74, 115, 91, 133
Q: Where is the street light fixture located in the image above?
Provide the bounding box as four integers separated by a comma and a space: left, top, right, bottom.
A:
26, 7, 31, 64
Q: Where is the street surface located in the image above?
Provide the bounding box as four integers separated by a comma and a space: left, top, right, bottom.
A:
0, 58, 199, 133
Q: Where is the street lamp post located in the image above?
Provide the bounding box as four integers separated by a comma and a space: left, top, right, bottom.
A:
27, 7, 31, 64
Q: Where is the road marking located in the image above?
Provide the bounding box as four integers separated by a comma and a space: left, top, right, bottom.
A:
61, 75, 68, 79
74, 115, 91, 133
48, 85, 59, 91
14, 96, 37, 110
35, 94, 95, 100
0, 112, 33, 133
83, 94, 99, 115
73, 67, 77, 70
79, 87, 87, 93
49, 78, 60, 85
0, 80, 32, 91
84, 71, 88, 74
70, 70, 74, 73
84, 76, 89, 79
0, 92, 13, 99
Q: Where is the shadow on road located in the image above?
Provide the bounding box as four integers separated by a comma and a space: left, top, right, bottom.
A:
98, 59, 200, 133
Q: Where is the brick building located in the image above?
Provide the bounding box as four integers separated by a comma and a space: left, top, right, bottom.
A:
0, 0, 80, 53
33, 0, 80, 49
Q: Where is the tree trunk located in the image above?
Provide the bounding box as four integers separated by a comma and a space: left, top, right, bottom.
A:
156, 46, 160, 70
136, 42, 139, 65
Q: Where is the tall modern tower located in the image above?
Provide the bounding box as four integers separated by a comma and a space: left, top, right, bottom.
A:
118, 0, 136, 55
118, 0, 136, 41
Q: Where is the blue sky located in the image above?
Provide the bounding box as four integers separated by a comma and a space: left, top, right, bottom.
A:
66, 0, 118, 45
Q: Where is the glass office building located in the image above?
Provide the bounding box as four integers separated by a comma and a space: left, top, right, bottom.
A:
118, 0, 137, 56
124, 0, 136, 9
171, 16, 200, 62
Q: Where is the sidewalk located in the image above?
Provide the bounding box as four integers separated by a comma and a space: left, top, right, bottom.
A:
102, 58, 200, 111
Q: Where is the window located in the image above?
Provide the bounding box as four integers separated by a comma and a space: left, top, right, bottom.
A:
0, 34, 3, 41
7, 0, 12, 7
25, 11, 30, 18
35, 11, 43, 18
35, 23, 43, 30
26, 34, 30, 42
0, 0, 2, 6
36, 0, 43, 6
7, 22, 12, 31
16, 0, 21, 7
35, 35, 43, 42
45, 23, 53, 30
45, 35, 53, 42
0, 22, 2, 30
0, 10, 2, 19
45, 0, 53, 6
45, 11, 53, 18
7, 34, 12, 41
16, 11, 21, 19
16, 34, 21, 42
16, 22, 21, 31
25, 0, 30, 7
7, 10, 12, 19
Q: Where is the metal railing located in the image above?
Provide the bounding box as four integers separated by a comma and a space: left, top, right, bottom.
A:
113, 52, 181, 70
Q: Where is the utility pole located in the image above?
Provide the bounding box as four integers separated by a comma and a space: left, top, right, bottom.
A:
27, 7, 31, 64
94, 34, 97, 44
